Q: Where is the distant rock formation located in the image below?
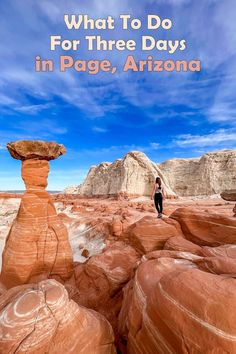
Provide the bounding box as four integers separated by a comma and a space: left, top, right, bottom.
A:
77, 151, 176, 197
1, 140, 73, 288
66, 149, 236, 197
64, 185, 81, 194
0, 279, 115, 353
160, 150, 236, 196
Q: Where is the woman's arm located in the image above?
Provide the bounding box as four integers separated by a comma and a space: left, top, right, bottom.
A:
151, 183, 156, 199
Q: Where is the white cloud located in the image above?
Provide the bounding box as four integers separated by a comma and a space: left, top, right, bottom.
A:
92, 126, 108, 133
174, 129, 236, 148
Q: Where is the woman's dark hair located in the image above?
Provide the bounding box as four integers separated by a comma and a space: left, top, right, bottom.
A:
156, 177, 162, 187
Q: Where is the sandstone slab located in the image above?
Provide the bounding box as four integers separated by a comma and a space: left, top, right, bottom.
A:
7, 140, 66, 161
125, 215, 183, 254
171, 208, 236, 246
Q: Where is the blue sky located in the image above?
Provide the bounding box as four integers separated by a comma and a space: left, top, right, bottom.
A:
0, 0, 236, 190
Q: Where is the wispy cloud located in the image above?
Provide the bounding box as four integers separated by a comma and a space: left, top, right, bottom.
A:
173, 129, 236, 148
92, 126, 108, 133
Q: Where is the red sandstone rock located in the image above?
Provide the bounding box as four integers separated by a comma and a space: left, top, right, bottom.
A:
111, 218, 123, 237
202, 244, 236, 258
119, 257, 236, 353
0, 279, 115, 353
142, 249, 202, 263
125, 216, 183, 254
194, 256, 236, 276
1, 143, 73, 289
170, 208, 236, 246
73, 241, 140, 335
164, 236, 204, 255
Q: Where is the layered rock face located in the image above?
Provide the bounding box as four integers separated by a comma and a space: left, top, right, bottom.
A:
73, 241, 140, 335
68, 149, 236, 197
78, 151, 176, 197
1, 141, 73, 288
119, 209, 236, 353
0, 279, 115, 353
170, 208, 236, 246
160, 149, 236, 196
119, 258, 236, 354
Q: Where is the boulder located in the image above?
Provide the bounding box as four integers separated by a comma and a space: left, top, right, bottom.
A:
164, 236, 204, 255
73, 241, 140, 333
170, 208, 236, 246
221, 190, 236, 201
0, 279, 115, 353
125, 216, 183, 254
7, 140, 66, 161
119, 257, 236, 353
221, 190, 236, 217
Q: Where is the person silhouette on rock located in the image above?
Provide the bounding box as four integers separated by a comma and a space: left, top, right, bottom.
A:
151, 176, 166, 218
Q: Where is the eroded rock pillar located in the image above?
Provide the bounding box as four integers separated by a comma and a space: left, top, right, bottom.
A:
1, 140, 73, 288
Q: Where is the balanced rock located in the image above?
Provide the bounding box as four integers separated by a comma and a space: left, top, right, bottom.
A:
170, 208, 236, 246
7, 140, 66, 160
1, 141, 73, 288
0, 279, 115, 353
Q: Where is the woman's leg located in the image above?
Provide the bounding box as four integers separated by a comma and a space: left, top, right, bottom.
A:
159, 195, 163, 213
154, 194, 160, 213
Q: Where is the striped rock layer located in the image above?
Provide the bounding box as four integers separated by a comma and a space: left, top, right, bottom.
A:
0, 279, 115, 353
1, 159, 73, 288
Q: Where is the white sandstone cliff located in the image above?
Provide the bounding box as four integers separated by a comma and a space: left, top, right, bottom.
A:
79, 151, 175, 197
66, 149, 236, 197
159, 150, 236, 196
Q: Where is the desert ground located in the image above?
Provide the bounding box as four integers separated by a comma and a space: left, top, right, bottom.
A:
1, 141, 236, 353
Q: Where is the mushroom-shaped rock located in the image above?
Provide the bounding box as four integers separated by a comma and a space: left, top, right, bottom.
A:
0, 279, 115, 353
7, 140, 66, 161
1, 140, 73, 289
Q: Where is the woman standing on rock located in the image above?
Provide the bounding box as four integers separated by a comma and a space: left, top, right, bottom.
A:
151, 176, 166, 218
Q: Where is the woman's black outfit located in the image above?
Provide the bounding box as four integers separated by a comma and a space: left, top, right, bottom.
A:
154, 191, 163, 214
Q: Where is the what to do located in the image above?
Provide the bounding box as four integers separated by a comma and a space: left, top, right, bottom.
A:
49, 14, 186, 54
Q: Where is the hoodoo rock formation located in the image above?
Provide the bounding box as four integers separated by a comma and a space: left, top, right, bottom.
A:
0, 141, 73, 288
0, 279, 115, 353
66, 149, 236, 197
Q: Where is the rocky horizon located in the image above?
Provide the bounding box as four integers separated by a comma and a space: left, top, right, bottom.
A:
65, 148, 236, 198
